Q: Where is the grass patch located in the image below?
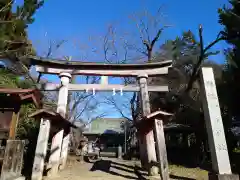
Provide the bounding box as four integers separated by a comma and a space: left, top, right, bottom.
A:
169, 164, 208, 179
233, 148, 240, 153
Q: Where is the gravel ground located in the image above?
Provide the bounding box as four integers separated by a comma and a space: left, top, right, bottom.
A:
45, 156, 208, 180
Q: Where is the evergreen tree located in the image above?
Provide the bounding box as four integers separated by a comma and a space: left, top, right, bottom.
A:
0, 0, 44, 70
218, 0, 240, 120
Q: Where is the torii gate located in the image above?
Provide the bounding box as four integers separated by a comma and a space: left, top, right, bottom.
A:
30, 56, 172, 176
30, 56, 239, 180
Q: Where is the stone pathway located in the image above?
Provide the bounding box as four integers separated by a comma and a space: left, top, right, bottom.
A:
45, 157, 208, 180
45, 157, 159, 180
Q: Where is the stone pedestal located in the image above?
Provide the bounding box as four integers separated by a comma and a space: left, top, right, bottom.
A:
209, 172, 239, 180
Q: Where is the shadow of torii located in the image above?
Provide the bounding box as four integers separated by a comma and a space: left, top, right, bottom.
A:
90, 159, 140, 179
90, 160, 197, 180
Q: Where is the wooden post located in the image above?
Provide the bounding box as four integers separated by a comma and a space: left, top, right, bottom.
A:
57, 72, 71, 171
138, 74, 158, 176
200, 67, 239, 180
59, 134, 70, 170
101, 76, 108, 85
117, 145, 122, 159
49, 129, 64, 176
153, 119, 169, 180
137, 131, 147, 168
9, 111, 19, 139
32, 119, 50, 180
1, 140, 25, 180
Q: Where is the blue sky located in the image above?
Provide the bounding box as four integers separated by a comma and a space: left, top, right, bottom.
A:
23, 0, 230, 119
27, 0, 228, 62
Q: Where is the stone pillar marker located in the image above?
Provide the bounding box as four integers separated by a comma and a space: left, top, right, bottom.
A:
32, 119, 51, 180
138, 74, 158, 176
200, 67, 239, 180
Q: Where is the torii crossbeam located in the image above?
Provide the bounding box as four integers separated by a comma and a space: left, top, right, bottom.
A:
30, 56, 172, 76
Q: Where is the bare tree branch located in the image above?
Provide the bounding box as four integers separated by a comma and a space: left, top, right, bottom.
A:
0, 0, 13, 13
129, 7, 171, 62
104, 95, 133, 121
45, 39, 67, 58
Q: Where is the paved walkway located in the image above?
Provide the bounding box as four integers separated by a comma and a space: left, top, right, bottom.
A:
45, 157, 208, 180
45, 157, 159, 180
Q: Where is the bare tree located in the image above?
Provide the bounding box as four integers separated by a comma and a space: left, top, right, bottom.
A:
68, 90, 107, 149
99, 6, 170, 122
127, 6, 170, 62
67, 76, 105, 125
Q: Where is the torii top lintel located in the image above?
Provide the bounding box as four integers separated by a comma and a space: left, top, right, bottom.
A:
30, 56, 172, 77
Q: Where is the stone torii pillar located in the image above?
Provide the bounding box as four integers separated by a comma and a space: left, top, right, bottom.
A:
57, 72, 72, 116
138, 74, 158, 176
49, 72, 71, 175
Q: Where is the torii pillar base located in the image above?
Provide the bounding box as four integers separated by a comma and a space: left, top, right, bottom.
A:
209, 173, 239, 180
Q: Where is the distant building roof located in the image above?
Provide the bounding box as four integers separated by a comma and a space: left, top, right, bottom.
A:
83, 118, 127, 135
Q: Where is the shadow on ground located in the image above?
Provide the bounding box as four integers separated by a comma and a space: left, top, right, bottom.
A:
90, 160, 141, 179
89, 159, 197, 180
170, 175, 196, 180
